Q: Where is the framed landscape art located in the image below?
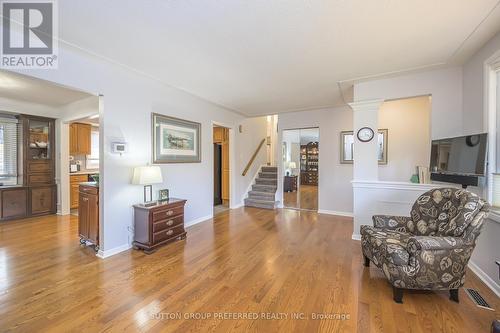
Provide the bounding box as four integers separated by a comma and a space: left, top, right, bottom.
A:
152, 113, 201, 163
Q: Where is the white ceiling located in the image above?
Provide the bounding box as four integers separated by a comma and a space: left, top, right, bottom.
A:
0, 70, 92, 107
55, 1, 500, 115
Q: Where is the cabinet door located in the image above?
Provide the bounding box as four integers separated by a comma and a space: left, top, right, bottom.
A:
87, 194, 99, 245
30, 186, 55, 215
1, 189, 27, 219
77, 124, 91, 155
69, 124, 78, 154
70, 184, 79, 209
78, 193, 89, 238
213, 127, 224, 143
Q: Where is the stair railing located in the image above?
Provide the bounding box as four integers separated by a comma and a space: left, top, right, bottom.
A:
242, 138, 266, 176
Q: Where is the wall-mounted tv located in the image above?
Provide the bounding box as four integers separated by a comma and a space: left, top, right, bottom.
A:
430, 133, 488, 176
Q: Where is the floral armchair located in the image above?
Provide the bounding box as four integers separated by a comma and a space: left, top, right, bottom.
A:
361, 188, 489, 303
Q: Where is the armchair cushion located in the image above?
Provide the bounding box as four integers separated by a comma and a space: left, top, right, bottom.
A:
410, 188, 484, 237
361, 226, 411, 266
372, 215, 412, 232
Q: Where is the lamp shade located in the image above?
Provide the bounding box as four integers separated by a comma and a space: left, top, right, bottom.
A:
132, 166, 163, 185
288, 161, 297, 169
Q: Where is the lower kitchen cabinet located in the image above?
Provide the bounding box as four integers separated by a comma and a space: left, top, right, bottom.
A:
78, 183, 99, 252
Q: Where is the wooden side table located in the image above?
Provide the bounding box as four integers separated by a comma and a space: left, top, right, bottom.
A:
284, 175, 297, 192
133, 198, 187, 254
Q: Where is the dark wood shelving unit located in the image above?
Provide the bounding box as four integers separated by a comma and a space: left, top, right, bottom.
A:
0, 115, 56, 221
300, 142, 319, 186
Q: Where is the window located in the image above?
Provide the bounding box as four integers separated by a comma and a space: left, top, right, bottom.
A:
493, 70, 500, 208
0, 117, 18, 186
86, 128, 99, 169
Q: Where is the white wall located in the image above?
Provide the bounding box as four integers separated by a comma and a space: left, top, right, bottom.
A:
234, 116, 268, 205
277, 107, 353, 215
378, 96, 431, 182
354, 67, 463, 139
12, 43, 266, 256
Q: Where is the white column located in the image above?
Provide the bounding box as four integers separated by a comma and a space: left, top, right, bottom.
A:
348, 99, 384, 240
348, 99, 384, 181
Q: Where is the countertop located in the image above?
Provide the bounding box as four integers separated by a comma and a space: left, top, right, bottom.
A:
70, 171, 99, 175
79, 182, 99, 188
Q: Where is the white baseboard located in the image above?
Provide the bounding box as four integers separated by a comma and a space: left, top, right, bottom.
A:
185, 214, 213, 228
96, 243, 132, 259
351, 233, 361, 241
231, 202, 244, 209
318, 209, 353, 218
468, 260, 500, 297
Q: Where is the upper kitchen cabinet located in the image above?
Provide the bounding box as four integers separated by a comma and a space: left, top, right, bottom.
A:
70, 123, 91, 155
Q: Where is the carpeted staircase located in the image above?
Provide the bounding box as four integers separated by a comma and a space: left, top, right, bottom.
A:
244, 166, 277, 209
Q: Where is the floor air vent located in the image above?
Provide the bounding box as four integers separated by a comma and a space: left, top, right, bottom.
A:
465, 288, 494, 311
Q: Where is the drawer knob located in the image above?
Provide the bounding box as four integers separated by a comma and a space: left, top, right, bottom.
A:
166, 229, 173, 236
166, 210, 174, 216
166, 220, 174, 226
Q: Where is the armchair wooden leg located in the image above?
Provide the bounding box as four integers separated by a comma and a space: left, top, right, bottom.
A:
449, 289, 459, 303
363, 255, 370, 267
393, 287, 404, 304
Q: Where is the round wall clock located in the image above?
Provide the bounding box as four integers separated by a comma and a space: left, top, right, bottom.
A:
357, 127, 375, 142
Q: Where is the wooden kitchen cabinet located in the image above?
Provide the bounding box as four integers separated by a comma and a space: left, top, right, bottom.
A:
30, 186, 56, 216
70, 123, 91, 155
70, 174, 88, 209
1, 188, 27, 220
78, 183, 99, 252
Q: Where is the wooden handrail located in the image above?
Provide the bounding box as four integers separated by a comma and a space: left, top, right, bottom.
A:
242, 138, 266, 176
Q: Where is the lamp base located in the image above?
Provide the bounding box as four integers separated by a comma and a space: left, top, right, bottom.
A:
143, 185, 153, 203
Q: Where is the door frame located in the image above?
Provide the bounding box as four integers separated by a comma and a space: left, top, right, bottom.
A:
211, 121, 237, 209
278, 126, 320, 211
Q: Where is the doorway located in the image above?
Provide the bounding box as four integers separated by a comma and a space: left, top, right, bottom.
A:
282, 128, 319, 211
213, 126, 230, 215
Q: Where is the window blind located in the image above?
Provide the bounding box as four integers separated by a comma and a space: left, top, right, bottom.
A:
0, 116, 19, 185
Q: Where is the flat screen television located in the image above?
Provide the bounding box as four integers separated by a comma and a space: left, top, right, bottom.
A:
430, 133, 488, 176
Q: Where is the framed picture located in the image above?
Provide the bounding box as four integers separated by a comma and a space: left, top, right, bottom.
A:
158, 189, 169, 201
340, 129, 388, 164
152, 113, 201, 163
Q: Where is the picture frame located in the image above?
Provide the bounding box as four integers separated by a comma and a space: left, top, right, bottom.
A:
340, 129, 388, 164
152, 113, 201, 163
158, 189, 170, 201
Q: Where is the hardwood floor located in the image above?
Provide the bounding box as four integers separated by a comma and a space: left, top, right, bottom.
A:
284, 184, 318, 210
0, 209, 498, 332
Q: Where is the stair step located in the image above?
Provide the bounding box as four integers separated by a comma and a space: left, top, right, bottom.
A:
244, 198, 276, 210
252, 184, 277, 193
262, 166, 277, 173
249, 191, 275, 200
259, 172, 277, 179
255, 178, 277, 185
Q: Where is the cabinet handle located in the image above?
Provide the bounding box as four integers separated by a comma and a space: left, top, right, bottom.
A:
166, 230, 173, 236
166, 220, 174, 226
166, 210, 174, 216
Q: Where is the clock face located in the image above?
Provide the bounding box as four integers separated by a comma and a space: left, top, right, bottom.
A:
357, 127, 374, 142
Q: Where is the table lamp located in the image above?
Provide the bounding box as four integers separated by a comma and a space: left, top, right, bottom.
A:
132, 165, 163, 204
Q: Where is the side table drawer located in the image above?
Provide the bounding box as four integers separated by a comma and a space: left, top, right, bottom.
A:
153, 215, 184, 233
152, 205, 184, 222
153, 224, 185, 244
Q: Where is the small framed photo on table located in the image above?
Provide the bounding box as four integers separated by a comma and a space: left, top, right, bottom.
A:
159, 189, 169, 201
